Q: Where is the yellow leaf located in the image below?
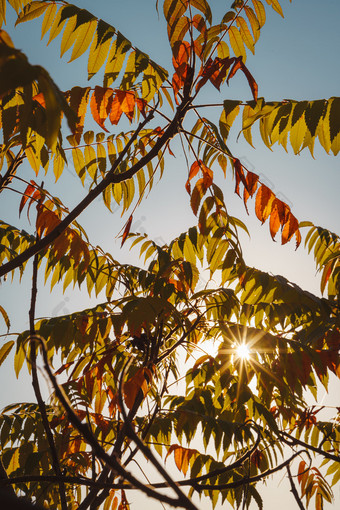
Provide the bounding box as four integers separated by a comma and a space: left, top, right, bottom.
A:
47, 8, 67, 45
25, 146, 41, 176
53, 152, 65, 181
69, 19, 97, 62
228, 26, 246, 61
41, 2, 57, 39
236, 17, 255, 53
60, 15, 78, 57
265, 0, 284, 17
244, 6, 260, 42
0, 340, 14, 365
88, 21, 115, 79
0, 0, 6, 26
15, 1, 49, 26
7, 448, 20, 474
103, 33, 131, 88
252, 0, 266, 28
14, 343, 26, 378
142, 62, 168, 102
290, 116, 307, 154
84, 145, 97, 179
72, 148, 86, 183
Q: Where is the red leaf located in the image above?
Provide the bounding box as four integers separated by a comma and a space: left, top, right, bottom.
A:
36, 208, 61, 238
243, 171, 259, 207
227, 57, 258, 101
201, 162, 213, 188
172, 40, 191, 67
195, 57, 220, 93
136, 97, 147, 118
234, 158, 247, 197
121, 215, 133, 247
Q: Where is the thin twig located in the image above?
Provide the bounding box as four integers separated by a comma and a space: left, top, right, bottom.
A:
287, 464, 306, 510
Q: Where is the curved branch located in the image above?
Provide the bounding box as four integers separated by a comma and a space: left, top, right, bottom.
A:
193, 450, 310, 491
29, 335, 189, 509
0, 97, 192, 278
179, 421, 262, 486
118, 359, 198, 510
278, 431, 340, 463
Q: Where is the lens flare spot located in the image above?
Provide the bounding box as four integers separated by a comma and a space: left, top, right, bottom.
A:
236, 343, 250, 360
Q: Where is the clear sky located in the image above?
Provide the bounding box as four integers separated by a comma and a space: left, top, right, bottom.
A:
0, 1, 339, 509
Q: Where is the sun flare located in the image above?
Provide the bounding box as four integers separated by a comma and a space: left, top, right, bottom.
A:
236, 343, 250, 360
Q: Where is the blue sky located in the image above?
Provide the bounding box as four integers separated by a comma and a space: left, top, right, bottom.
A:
0, 1, 340, 508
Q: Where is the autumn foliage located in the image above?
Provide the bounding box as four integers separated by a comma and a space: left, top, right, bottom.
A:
0, 1, 339, 510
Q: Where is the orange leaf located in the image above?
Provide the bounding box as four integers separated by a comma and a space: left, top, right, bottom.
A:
255, 184, 275, 223
32, 92, 46, 108
123, 368, 151, 410
136, 97, 147, 117
116, 90, 136, 122
172, 62, 189, 100
165, 444, 199, 476
269, 198, 289, 241
36, 208, 61, 238
121, 215, 133, 247
109, 94, 123, 125
19, 181, 39, 217
281, 212, 301, 247
185, 160, 201, 194
192, 14, 206, 34
90, 86, 113, 131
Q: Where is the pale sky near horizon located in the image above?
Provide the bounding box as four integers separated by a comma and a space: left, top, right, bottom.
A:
0, 1, 340, 509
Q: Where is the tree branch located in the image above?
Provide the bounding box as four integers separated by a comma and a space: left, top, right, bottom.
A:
118, 359, 199, 510
0, 97, 192, 278
193, 450, 309, 491
278, 431, 340, 463
287, 464, 306, 510
28, 253, 68, 510
29, 335, 194, 509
